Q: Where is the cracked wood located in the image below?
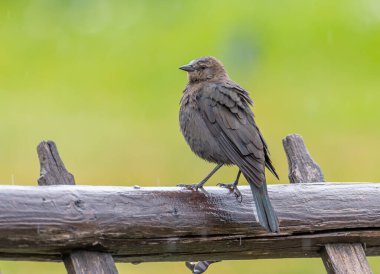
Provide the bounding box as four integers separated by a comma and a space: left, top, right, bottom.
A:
0, 184, 379, 262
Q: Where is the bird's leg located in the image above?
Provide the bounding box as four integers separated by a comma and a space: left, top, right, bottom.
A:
177, 163, 223, 191
217, 170, 243, 202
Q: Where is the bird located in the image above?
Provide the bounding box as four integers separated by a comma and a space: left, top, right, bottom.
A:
177, 56, 279, 233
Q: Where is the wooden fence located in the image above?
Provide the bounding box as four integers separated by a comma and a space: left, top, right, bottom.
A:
0, 134, 378, 274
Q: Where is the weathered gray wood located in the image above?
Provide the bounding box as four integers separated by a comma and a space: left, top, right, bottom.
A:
37, 140, 118, 274
283, 134, 372, 274
64, 251, 118, 274
0, 184, 379, 262
283, 134, 325, 183
322, 244, 372, 274
37, 141, 75, 186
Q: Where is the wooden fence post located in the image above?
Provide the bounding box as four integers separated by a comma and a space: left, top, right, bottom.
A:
283, 134, 372, 274
37, 141, 119, 274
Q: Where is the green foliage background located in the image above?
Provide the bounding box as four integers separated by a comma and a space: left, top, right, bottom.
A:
0, 0, 380, 273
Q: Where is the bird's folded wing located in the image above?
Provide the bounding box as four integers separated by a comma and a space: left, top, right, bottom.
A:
198, 83, 267, 187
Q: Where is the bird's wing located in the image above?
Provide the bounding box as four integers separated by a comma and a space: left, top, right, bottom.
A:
222, 81, 278, 179
198, 82, 276, 187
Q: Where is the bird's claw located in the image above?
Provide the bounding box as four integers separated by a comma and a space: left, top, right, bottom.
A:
177, 184, 199, 190
185, 260, 221, 274
217, 183, 243, 202
177, 183, 207, 193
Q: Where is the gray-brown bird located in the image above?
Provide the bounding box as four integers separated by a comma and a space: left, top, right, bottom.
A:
178, 56, 279, 233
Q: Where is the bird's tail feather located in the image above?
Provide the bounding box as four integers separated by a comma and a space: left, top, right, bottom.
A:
249, 183, 279, 233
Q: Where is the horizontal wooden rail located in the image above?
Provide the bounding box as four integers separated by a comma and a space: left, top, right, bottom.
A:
0, 183, 379, 262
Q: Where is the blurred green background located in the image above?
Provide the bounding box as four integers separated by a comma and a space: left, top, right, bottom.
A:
1, 0, 380, 273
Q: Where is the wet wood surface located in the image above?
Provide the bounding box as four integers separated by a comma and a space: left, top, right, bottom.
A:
37, 141, 118, 273
0, 183, 379, 262
283, 134, 373, 274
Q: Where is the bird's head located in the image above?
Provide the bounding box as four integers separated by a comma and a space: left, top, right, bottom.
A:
179, 56, 228, 83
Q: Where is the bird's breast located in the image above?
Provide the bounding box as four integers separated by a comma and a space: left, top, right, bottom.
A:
179, 98, 231, 164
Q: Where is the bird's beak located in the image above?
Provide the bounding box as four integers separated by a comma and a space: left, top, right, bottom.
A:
179, 64, 195, 72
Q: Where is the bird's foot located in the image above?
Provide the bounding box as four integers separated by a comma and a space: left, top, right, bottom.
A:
177, 183, 207, 193
217, 182, 242, 202
185, 261, 221, 274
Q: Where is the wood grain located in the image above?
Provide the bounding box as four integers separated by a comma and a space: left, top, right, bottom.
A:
37, 141, 75, 186
322, 244, 372, 274
64, 251, 118, 274
283, 134, 325, 183
283, 134, 372, 274
37, 141, 118, 274
0, 183, 379, 262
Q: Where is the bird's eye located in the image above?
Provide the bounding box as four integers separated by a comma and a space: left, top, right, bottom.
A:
200, 65, 206, 70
